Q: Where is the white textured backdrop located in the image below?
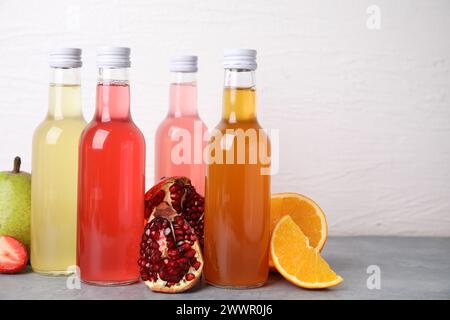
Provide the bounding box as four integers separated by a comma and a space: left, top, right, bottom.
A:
0, 0, 449, 236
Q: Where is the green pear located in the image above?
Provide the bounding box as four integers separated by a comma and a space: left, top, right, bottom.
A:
0, 157, 31, 251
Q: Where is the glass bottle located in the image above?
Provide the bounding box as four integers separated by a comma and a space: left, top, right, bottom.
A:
77, 47, 145, 285
31, 48, 86, 275
204, 49, 271, 288
154, 55, 207, 195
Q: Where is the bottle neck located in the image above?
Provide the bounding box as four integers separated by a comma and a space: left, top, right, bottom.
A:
48, 67, 82, 119
95, 68, 131, 122
222, 69, 256, 122
168, 72, 198, 117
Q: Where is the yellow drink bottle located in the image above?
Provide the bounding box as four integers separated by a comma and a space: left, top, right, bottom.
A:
31, 49, 86, 275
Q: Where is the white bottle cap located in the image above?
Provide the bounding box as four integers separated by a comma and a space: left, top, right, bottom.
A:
49, 48, 82, 68
96, 47, 131, 68
169, 55, 198, 72
223, 49, 257, 70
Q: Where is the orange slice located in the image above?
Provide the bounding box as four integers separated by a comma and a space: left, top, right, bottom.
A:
270, 193, 327, 268
271, 215, 343, 289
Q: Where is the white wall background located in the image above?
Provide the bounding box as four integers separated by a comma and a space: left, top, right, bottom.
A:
0, 0, 449, 236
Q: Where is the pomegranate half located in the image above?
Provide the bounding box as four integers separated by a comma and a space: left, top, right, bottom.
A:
139, 177, 204, 293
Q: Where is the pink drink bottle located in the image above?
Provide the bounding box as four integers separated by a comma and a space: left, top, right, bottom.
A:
154, 55, 207, 195
77, 47, 145, 285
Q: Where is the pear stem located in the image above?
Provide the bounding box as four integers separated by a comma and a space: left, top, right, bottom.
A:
13, 156, 21, 173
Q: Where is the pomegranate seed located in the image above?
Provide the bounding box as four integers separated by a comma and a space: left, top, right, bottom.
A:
185, 273, 195, 281
176, 236, 184, 243
167, 241, 176, 249
184, 249, 196, 258
168, 267, 179, 275
175, 217, 184, 225
192, 261, 201, 270
171, 193, 181, 200
181, 243, 191, 251
168, 248, 179, 257
151, 231, 160, 240
164, 227, 171, 236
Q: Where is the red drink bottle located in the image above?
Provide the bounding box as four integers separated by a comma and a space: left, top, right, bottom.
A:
77, 47, 145, 285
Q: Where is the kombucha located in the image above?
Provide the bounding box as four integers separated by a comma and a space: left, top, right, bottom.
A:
31, 49, 86, 275
155, 56, 207, 194
204, 50, 270, 288
77, 48, 145, 285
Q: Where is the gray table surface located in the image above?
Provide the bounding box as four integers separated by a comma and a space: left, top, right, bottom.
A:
1, 236, 449, 300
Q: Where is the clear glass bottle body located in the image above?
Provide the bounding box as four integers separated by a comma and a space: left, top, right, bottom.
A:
204, 69, 271, 288
31, 67, 86, 275
77, 67, 146, 285
155, 71, 207, 195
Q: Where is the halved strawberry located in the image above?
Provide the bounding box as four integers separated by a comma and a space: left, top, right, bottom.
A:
0, 236, 28, 274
